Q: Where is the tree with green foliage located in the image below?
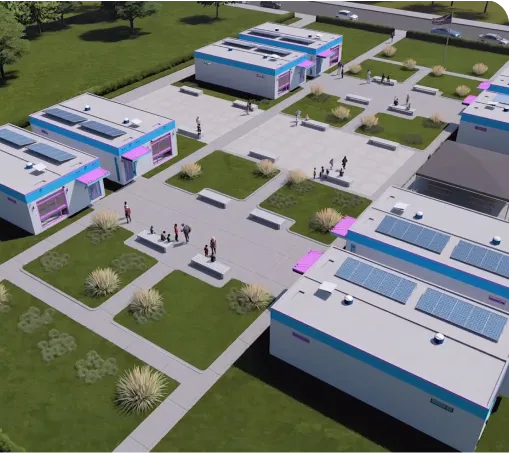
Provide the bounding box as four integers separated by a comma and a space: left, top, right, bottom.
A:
100, 1, 125, 19
0, 7, 29, 79
197, 1, 231, 19
0, 429, 25, 452
115, 1, 159, 32
4, 1, 59, 34
55, 1, 82, 24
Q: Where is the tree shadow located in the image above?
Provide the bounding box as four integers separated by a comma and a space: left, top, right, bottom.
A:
79, 26, 150, 42
235, 330, 456, 453
0, 70, 20, 88
179, 15, 224, 25
24, 21, 69, 40
66, 7, 117, 26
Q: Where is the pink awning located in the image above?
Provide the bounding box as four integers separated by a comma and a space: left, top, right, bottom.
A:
122, 145, 150, 161
477, 81, 490, 90
317, 49, 334, 58
462, 95, 477, 106
76, 167, 110, 186
331, 216, 357, 237
293, 250, 324, 275
297, 60, 314, 69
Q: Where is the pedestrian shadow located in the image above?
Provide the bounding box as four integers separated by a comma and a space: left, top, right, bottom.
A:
173, 242, 186, 248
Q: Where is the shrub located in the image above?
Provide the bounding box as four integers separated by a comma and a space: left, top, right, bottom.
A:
286, 169, 307, 186
311, 208, 343, 233
331, 106, 350, 121
180, 162, 202, 179
85, 268, 120, 297
432, 65, 446, 76
430, 112, 444, 124
360, 115, 379, 129
91, 210, 118, 232
0, 429, 25, 452
0, 283, 11, 310
129, 288, 163, 318
473, 63, 488, 75
255, 159, 278, 177
456, 85, 471, 97
403, 134, 423, 146
310, 85, 324, 96
403, 58, 417, 70
228, 283, 273, 314
383, 45, 397, 57
348, 64, 362, 74
115, 366, 168, 414
315, 15, 393, 34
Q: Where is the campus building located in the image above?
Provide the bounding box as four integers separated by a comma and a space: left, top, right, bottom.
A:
29, 93, 178, 185
194, 38, 309, 100
0, 124, 108, 234
237, 22, 343, 77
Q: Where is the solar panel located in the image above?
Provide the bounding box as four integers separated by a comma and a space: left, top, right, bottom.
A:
27, 143, 75, 163
375, 215, 450, 254
81, 121, 126, 138
416, 288, 507, 342
44, 108, 87, 124
450, 240, 509, 280
335, 257, 416, 305
0, 129, 36, 147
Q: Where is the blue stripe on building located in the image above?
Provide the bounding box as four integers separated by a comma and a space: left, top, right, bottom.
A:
487, 84, 509, 95
461, 112, 509, 132
271, 309, 489, 419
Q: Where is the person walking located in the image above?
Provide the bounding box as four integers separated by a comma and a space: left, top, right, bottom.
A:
329, 158, 334, 170
197, 123, 202, 139
341, 67, 344, 79
325, 169, 329, 178
295, 109, 301, 125
124, 202, 131, 223
321, 166, 325, 176
367, 69, 371, 84
246, 100, 251, 115
210, 237, 217, 255
313, 167, 316, 179
391, 29, 395, 42
174, 223, 179, 242
204, 244, 209, 257
342, 156, 348, 170
181, 223, 191, 243
406, 93, 410, 106
196, 116, 200, 128
337, 60, 342, 76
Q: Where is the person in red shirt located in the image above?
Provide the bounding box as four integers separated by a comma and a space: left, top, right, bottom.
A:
204, 244, 209, 257
174, 223, 179, 242
124, 202, 131, 223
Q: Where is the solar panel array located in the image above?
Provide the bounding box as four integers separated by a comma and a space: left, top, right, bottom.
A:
416, 288, 507, 342
450, 240, 509, 279
376, 215, 450, 254
27, 143, 75, 163
81, 121, 126, 138
0, 129, 36, 147
335, 257, 417, 304
44, 108, 87, 125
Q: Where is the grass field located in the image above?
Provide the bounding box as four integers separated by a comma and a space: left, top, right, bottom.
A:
417, 73, 483, 100
115, 271, 263, 370
24, 228, 157, 308
260, 181, 371, 244
0, 280, 177, 451
346, 59, 418, 82
167, 150, 279, 199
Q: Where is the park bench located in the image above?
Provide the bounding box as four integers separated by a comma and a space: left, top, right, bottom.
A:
177, 127, 203, 140
301, 119, 329, 131
137, 230, 172, 253
373, 76, 397, 86
248, 149, 279, 162
179, 85, 203, 96
388, 104, 416, 116
191, 254, 230, 279
326, 174, 354, 188
232, 100, 259, 111
345, 94, 371, 105
367, 137, 398, 150
197, 189, 231, 208
249, 208, 286, 230
413, 85, 439, 95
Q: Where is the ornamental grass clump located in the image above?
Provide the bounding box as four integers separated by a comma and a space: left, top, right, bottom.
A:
255, 159, 278, 177
310, 84, 324, 96
403, 58, 417, 70
383, 45, 397, 57
473, 63, 488, 75
129, 288, 165, 323
180, 162, 202, 179
348, 64, 362, 74
456, 85, 471, 97
115, 366, 168, 414
91, 210, 118, 232
311, 208, 343, 233
331, 106, 350, 121
85, 268, 120, 297
432, 65, 446, 76
430, 112, 444, 124
360, 114, 379, 129
228, 283, 273, 314
286, 169, 307, 186
0, 283, 11, 313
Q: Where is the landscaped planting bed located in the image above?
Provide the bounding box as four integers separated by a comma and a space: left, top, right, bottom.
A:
346, 58, 418, 82
415, 73, 482, 100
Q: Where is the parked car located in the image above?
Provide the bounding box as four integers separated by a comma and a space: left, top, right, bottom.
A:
478, 33, 509, 45
335, 10, 359, 20
260, 1, 281, 9
430, 27, 462, 38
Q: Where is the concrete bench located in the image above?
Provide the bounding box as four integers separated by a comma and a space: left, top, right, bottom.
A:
179, 85, 203, 96
301, 119, 329, 131
177, 127, 203, 140
197, 189, 231, 208
249, 208, 285, 229
137, 230, 172, 253
326, 175, 354, 188
248, 149, 279, 162
191, 254, 230, 279
373, 76, 397, 86
388, 104, 416, 116
413, 85, 439, 95
345, 94, 371, 105
367, 137, 398, 150
232, 100, 259, 111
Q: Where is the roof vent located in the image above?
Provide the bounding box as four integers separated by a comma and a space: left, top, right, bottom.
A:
84, 105, 91, 111
263, 55, 268, 59
308, 34, 313, 38
25, 162, 34, 169
434, 333, 445, 345
123, 118, 129, 124
228, 47, 233, 51
344, 295, 354, 305
275, 28, 279, 31
316, 33, 322, 38
415, 211, 423, 219
492, 236, 501, 245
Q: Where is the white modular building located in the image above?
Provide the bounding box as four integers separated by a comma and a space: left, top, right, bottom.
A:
237, 22, 343, 77
0, 124, 108, 234
194, 38, 310, 100
29, 93, 178, 185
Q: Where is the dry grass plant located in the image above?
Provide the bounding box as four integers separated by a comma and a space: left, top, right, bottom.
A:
255, 159, 278, 177
228, 283, 273, 314
286, 169, 307, 186
331, 106, 351, 120
472, 63, 488, 75
91, 210, 118, 232
310, 85, 324, 96
432, 65, 446, 76
383, 45, 397, 57
455, 85, 471, 97
85, 268, 120, 297
180, 162, 202, 179
348, 64, 362, 74
311, 208, 343, 233
403, 58, 417, 70
430, 112, 444, 124
360, 115, 379, 129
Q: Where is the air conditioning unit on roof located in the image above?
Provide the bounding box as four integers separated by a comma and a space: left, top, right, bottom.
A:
393, 202, 408, 212
131, 118, 142, 126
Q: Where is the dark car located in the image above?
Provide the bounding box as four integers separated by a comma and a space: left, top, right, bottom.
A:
260, 1, 282, 9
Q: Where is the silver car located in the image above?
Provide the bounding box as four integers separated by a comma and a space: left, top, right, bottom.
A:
479, 33, 509, 45
336, 10, 359, 20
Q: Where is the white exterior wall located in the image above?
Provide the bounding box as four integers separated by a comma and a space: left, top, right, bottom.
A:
457, 120, 509, 155
270, 319, 485, 452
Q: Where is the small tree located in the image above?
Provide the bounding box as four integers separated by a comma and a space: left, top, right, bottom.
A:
5, 1, 59, 34
197, 1, 230, 19
0, 7, 29, 79
55, 1, 82, 24
115, 1, 159, 32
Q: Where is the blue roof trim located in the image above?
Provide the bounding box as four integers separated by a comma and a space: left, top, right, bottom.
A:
271, 309, 489, 419
237, 34, 343, 56
118, 120, 176, 156
347, 230, 509, 300
487, 84, 509, 95
461, 113, 509, 132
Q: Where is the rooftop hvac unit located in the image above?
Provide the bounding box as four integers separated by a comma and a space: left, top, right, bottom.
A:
131, 118, 142, 126
33, 163, 47, 172
392, 202, 408, 213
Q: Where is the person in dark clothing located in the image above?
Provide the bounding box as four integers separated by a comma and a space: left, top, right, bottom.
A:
150, 225, 154, 235
381, 74, 385, 83
210, 237, 217, 255
124, 202, 131, 223
326, 169, 329, 177
341, 67, 344, 79
313, 167, 316, 179
394, 96, 399, 106
210, 253, 216, 263
204, 245, 209, 257
391, 29, 395, 42
387, 75, 391, 83
342, 156, 348, 170
339, 168, 344, 177
181, 223, 191, 243
160, 231, 166, 242
167, 233, 171, 243
197, 123, 202, 138
174, 223, 179, 242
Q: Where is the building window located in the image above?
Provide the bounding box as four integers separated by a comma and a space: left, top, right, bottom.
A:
292, 332, 310, 343
7, 197, 17, 204
88, 181, 102, 201
37, 188, 68, 228
475, 126, 487, 132
151, 134, 172, 163
430, 398, 454, 413
277, 71, 291, 94
330, 44, 340, 64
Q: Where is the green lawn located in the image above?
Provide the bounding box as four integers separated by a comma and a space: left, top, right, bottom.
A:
115, 271, 263, 370
143, 135, 205, 179
378, 38, 507, 78
347, 58, 418, 82
260, 181, 371, 244
305, 23, 389, 63
0, 208, 91, 265
282, 93, 364, 127
416, 73, 483, 100
0, 281, 177, 452
479, 397, 509, 451
355, 113, 447, 150
0, 3, 290, 126
167, 150, 279, 199
24, 228, 157, 308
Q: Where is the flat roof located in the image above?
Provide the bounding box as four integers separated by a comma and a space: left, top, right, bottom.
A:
195, 38, 306, 69
462, 89, 509, 123
416, 141, 509, 202
272, 247, 507, 408
240, 22, 341, 50
30, 93, 174, 148
350, 186, 509, 289
0, 124, 96, 195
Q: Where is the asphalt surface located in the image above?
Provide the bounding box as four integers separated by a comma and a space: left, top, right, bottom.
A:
252, 1, 509, 40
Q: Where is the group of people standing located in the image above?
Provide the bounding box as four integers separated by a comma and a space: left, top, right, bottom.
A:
148, 223, 192, 243
313, 156, 348, 180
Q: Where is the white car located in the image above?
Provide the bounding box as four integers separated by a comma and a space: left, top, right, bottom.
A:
336, 10, 359, 20
479, 33, 509, 46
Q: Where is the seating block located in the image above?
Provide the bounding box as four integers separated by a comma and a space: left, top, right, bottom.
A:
179, 85, 203, 96
191, 254, 230, 279
232, 100, 259, 111
326, 175, 354, 187
367, 137, 398, 150
198, 189, 231, 208
137, 230, 172, 253
388, 104, 416, 116
178, 127, 203, 140
345, 94, 371, 105
373, 76, 397, 86
301, 119, 329, 131
248, 149, 279, 162
249, 208, 285, 229
413, 85, 439, 95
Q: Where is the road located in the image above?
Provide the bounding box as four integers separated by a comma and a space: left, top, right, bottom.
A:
252, 1, 509, 40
